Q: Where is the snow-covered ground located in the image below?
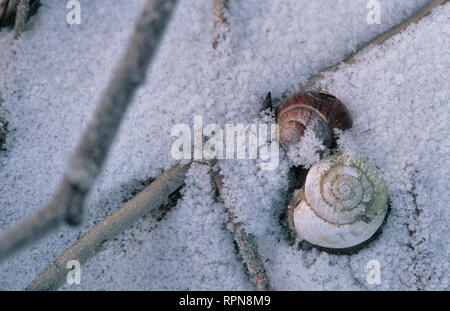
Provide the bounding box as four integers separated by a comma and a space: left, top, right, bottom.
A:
0, 0, 448, 290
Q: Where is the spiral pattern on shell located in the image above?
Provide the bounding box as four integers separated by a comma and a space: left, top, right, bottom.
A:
288, 154, 389, 249
276, 91, 353, 148
313, 163, 374, 225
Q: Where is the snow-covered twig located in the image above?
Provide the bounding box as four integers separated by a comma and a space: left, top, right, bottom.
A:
210, 0, 272, 291
0, 0, 9, 25
206, 93, 274, 291
13, 0, 30, 38
26, 163, 190, 291
0, 0, 179, 261
302, 0, 448, 91
210, 165, 273, 291
0, 116, 8, 149
212, 0, 229, 49
0, 0, 40, 35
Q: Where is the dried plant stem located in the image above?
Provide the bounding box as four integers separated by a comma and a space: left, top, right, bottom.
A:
0, 0, 179, 261
26, 163, 190, 291
0, 0, 10, 25
211, 0, 271, 291
0, 0, 40, 31
13, 0, 29, 38
206, 93, 274, 290
210, 165, 272, 291
0, 117, 8, 149
212, 0, 229, 49
303, 0, 448, 90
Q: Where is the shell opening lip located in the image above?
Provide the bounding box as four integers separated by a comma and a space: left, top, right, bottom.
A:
297, 204, 390, 255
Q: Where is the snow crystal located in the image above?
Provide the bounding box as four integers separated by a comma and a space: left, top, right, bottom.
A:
286, 125, 329, 169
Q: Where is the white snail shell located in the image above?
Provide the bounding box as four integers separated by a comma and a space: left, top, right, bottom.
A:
287, 154, 388, 249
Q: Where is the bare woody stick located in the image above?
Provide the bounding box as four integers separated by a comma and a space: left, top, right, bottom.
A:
210, 0, 272, 291
212, 0, 229, 49
13, 0, 29, 38
302, 0, 448, 91
207, 94, 274, 290
0, 0, 179, 261
0, 0, 40, 33
0, 0, 10, 25
26, 163, 190, 291
210, 165, 273, 291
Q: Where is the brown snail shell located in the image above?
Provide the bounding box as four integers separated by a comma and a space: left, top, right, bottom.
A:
276, 91, 353, 148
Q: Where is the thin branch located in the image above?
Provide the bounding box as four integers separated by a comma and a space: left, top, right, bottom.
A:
210, 0, 272, 291
13, 0, 29, 38
302, 0, 448, 91
0, 0, 179, 261
0, 116, 8, 149
212, 0, 229, 49
210, 0, 272, 290
26, 163, 190, 291
0, 0, 10, 25
210, 165, 273, 291
0, 0, 40, 31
